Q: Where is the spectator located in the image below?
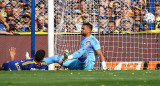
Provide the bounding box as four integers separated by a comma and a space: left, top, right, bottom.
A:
16, 21, 23, 32
55, 4, 62, 14
112, 1, 121, 20
155, 4, 160, 30
73, 9, 82, 23
156, 17, 160, 30
80, 0, 88, 14
133, 4, 141, 21
55, 13, 65, 32
115, 4, 134, 27
35, 5, 41, 19
13, 7, 21, 23
10, 0, 18, 8
5, 4, 13, 16
99, 17, 109, 34
141, 9, 148, 25
143, 23, 149, 31
44, 13, 48, 25
122, 0, 134, 17
7, 15, 15, 25
138, 0, 145, 8
65, 22, 75, 32
38, 1, 46, 15
0, 1, 7, 19
133, 4, 143, 32
155, 4, 160, 19
112, 1, 121, 11
99, 5, 106, 16
72, 0, 80, 9
18, 0, 25, 12
0, 24, 16, 34
82, 12, 90, 23
133, 22, 143, 32
23, 0, 31, 5
99, 0, 109, 8
73, 9, 83, 32
21, 4, 31, 15
20, 12, 31, 32
37, 15, 47, 32
55, 13, 62, 25
90, 9, 99, 32
0, 13, 9, 31
8, 23, 16, 34
107, 21, 117, 34
105, 7, 114, 21
1, 0, 9, 9
120, 18, 133, 32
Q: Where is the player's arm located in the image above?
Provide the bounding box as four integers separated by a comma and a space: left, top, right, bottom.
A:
9, 47, 16, 61
96, 49, 105, 62
91, 38, 108, 70
96, 49, 108, 70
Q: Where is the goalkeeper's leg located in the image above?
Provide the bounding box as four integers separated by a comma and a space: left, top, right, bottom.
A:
43, 55, 63, 65
67, 48, 87, 60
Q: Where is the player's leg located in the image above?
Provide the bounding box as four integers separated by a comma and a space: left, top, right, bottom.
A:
62, 59, 86, 70
61, 48, 88, 70
67, 48, 87, 59
43, 55, 63, 64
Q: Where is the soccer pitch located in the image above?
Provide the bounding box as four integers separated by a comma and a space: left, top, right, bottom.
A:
0, 70, 160, 86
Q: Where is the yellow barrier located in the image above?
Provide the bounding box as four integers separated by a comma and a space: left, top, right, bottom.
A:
15, 30, 160, 35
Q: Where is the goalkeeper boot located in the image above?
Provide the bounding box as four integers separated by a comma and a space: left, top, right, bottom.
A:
63, 49, 69, 62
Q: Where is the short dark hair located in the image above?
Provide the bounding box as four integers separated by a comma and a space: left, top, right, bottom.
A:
80, 0, 87, 3
35, 49, 45, 62
9, 24, 16, 31
83, 22, 93, 31
108, 21, 116, 25
121, 4, 128, 9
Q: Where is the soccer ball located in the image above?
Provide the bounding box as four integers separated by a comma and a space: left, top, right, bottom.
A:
144, 13, 155, 24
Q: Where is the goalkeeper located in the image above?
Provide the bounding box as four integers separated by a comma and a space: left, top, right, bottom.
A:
43, 23, 108, 70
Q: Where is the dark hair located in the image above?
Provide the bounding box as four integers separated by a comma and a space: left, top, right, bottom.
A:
121, 4, 128, 9
23, 4, 30, 10
113, 1, 121, 6
80, 0, 87, 3
9, 24, 16, 31
35, 49, 45, 62
83, 22, 93, 31
108, 21, 116, 25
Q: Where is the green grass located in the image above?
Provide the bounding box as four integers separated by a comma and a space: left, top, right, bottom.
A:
0, 70, 160, 86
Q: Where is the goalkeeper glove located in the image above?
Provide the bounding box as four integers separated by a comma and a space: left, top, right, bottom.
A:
102, 61, 108, 70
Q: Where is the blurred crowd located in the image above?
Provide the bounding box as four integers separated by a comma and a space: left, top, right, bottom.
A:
0, 0, 160, 34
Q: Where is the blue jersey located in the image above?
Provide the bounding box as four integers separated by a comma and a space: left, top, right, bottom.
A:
80, 35, 101, 62
2, 59, 48, 71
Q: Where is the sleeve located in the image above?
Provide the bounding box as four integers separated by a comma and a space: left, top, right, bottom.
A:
91, 38, 101, 50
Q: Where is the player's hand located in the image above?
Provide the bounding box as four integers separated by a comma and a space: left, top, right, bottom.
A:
102, 61, 108, 70
9, 47, 16, 61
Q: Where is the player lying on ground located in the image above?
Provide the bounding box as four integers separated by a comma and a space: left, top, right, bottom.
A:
0, 47, 48, 71
43, 23, 108, 70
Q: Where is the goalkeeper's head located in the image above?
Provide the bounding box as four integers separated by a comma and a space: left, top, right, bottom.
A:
81, 22, 93, 37
34, 49, 45, 62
